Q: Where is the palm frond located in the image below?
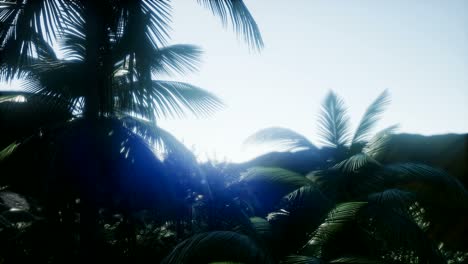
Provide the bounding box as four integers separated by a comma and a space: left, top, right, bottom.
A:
244, 127, 317, 152
302, 202, 367, 257
197, 0, 264, 51
141, 0, 172, 47
117, 113, 194, 160
59, 7, 86, 61
331, 153, 381, 174
0, 0, 65, 47
0, 0, 67, 80
114, 80, 224, 120
241, 167, 311, 193
280, 255, 323, 264
306, 168, 375, 202
161, 231, 273, 263
329, 257, 388, 264
381, 163, 468, 203
367, 189, 416, 214
268, 186, 334, 254
317, 91, 350, 148
21, 59, 87, 98
113, 0, 171, 61
1, 30, 57, 81
362, 125, 399, 160
279, 186, 333, 216
0, 142, 19, 162
150, 44, 203, 76
240, 167, 312, 213
358, 202, 445, 263
351, 90, 390, 145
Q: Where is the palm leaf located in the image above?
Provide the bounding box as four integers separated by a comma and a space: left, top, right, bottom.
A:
279, 186, 333, 216
351, 90, 390, 145
380, 163, 468, 203
362, 125, 398, 160
317, 91, 350, 148
111, 0, 170, 91
150, 44, 203, 76
0, 142, 19, 162
197, 0, 264, 51
140, 0, 172, 47
240, 167, 312, 214
0, 0, 65, 47
244, 127, 317, 152
268, 186, 334, 255
117, 114, 195, 160
331, 153, 381, 174
367, 189, 416, 214
280, 255, 323, 264
21, 59, 87, 99
0, 0, 66, 79
240, 167, 311, 193
302, 202, 367, 257
304, 201, 444, 262
329, 257, 388, 264
114, 80, 224, 120
358, 202, 445, 263
161, 231, 273, 264
59, 7, 86, 61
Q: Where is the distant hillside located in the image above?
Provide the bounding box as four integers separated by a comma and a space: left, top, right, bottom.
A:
233, 133, 468, 186
380, 133, 467, 181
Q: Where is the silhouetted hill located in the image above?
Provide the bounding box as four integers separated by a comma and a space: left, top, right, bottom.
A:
231, 133, 468, 186
380, 133, 467, 181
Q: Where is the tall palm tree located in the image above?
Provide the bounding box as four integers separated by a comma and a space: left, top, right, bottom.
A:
0, 0, 263, 126
0, 0, 263, 192
0, 0, 263, 261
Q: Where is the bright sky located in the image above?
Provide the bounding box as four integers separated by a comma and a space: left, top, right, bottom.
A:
158, 0, 468, 162
1, 1, 466, 163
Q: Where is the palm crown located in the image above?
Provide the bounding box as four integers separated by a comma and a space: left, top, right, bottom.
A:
245, 89, 394, 165
0, 0, 263, 121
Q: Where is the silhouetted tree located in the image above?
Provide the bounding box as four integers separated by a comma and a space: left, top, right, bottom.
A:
0, 0, 263, 262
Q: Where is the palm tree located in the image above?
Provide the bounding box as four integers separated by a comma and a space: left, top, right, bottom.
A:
233, 91, 468, 262
0, 0, 263, 194
160, 162, 468, 263
0, 0, 263, 261
245, 89, 393, 168
0, 0, 263, 135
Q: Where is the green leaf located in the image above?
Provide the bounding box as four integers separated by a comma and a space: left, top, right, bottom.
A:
197, 0, 264, 51
244, 127, 317, 152
241, 167, 311, 194
150, 44, 203, 76
280, 255, 322, 264
317, 91, 350, 148
0, 142, 19, 162
331, 153, 381, 174
351, 90, 390, 145
117, 114, 194, 160
329, 257, 387, 264
114, 80, 224, 120
362, 125, 399, 160
302, 202, 367, 257
161, 231, 273, 264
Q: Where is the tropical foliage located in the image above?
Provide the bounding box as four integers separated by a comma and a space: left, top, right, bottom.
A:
0, 1, 466, 264
0, 0, 262, 262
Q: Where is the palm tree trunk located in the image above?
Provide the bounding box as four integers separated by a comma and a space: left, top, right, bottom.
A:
79, 2, 108, 260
